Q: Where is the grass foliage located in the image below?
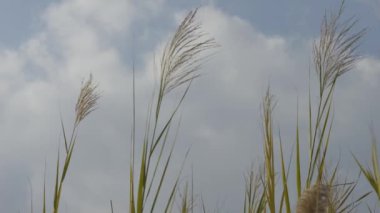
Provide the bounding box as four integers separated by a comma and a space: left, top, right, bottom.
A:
354, 133, 380, 201
32, 2, 380, 213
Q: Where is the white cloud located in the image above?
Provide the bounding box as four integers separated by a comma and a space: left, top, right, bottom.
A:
43, 0, 134, 35
0, 50, 25, 97
356, 57, 380, 87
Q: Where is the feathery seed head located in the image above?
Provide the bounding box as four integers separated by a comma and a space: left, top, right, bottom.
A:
75, 74, 100, 125
313, 2, 365, 94
160, 9, 218, 95
297, 184, 331, 213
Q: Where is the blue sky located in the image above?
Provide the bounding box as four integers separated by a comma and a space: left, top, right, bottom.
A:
0, 0, 379, 212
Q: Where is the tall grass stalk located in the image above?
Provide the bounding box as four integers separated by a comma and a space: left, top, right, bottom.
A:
306, 0, 365, 187
128, 9, 217, 213
43, 75, 100, 213
262, 88, 276, 213
296, 1, 367, 211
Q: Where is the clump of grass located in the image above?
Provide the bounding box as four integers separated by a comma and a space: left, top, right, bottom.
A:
42, 74, 100, 213
247, 1, 368, 212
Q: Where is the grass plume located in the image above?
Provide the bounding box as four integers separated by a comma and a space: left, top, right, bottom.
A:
296, 184, 330, 213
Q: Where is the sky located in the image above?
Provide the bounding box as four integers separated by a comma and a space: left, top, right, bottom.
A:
0, 0, 380, 212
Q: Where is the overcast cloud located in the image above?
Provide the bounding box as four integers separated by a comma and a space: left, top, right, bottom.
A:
0, 0, 379, 212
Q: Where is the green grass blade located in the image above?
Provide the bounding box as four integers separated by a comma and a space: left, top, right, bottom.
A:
43, 162, 46, 213
296, 99, 302, 198
150, 140, 176, 212
306, 78, 313, 188
354, 147, 380, 199
136, 141, 148, 213
145, 124, 172, 200
53, 148, 60, 213
279, 139, 291, 213
60, 136, 77, 185
60, 119, 69, 154
371, 142, 380, 197
164, 149, 191, 213
129, 59, 137, 213
318, 112, 334, 182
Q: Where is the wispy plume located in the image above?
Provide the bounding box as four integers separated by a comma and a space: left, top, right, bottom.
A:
313, 1, 366, 95
160, 8, 218, 95
296, 184, 330, 213
75, 74, 100, 125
